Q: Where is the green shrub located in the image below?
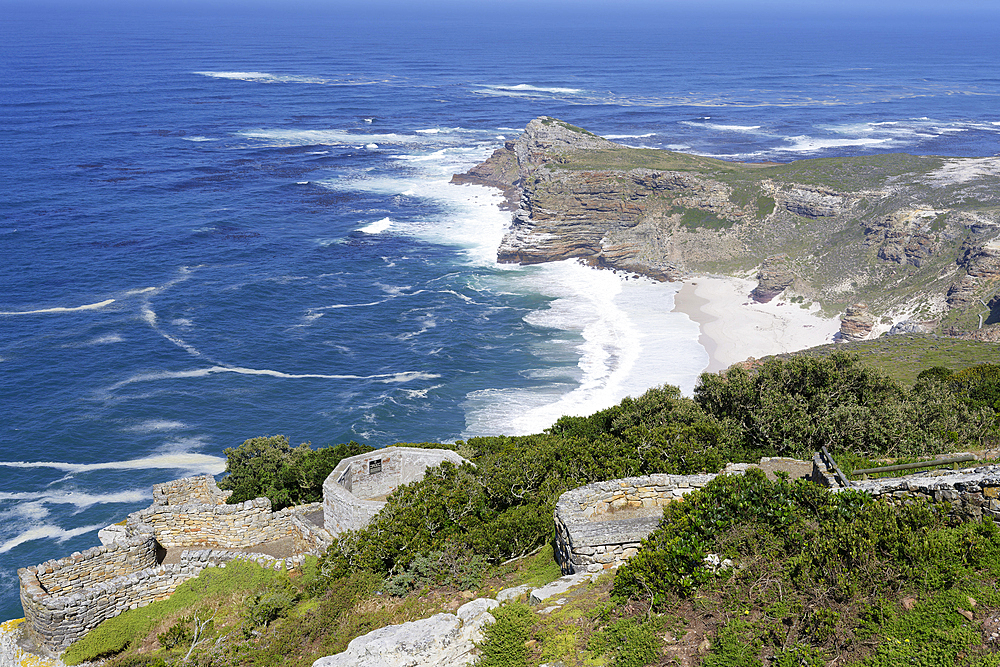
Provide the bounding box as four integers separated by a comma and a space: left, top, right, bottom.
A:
382, 545, 488, 597
694, 352, 985, 458
477, 602, 536, 667
588, 616, 662, 667
243, 578, 300, 636
157, 617, 192, 649
218, 436, 373, 509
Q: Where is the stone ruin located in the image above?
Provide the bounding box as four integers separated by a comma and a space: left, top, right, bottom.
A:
554, 457, 1000, 575
322, 446, 469, 534
18, 446, 470, 656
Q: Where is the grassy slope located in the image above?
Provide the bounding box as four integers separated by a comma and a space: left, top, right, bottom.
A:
775, 334, 1000, 385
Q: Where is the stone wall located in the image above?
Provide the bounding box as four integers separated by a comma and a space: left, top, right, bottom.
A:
125, 497, 314, 549
19, 543, 302, 655
19, 476, 331, 657
554, 473, 718, 574
152, 474, 231, 506
323, 447, 469, 535
555, 463, 1000, 576
849, 465, 1000, 520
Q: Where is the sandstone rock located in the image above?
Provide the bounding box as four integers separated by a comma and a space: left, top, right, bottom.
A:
495, 584, 532, 603
887, 320, 931, 335
312, 599, 499, 667
529, 572, 596, 604
839, 303, 874, 341
780, 186, 845, 217
750, 255, 794, 303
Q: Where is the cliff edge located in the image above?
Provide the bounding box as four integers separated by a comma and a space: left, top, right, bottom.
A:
454, 116, 1000, 336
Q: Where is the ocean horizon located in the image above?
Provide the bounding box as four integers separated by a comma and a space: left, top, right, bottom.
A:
2, 0, 999, 621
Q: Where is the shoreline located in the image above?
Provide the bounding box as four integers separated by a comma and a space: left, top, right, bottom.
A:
672, 276, 841, 374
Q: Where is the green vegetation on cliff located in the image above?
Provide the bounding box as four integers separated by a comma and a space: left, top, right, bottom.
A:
63, 350, 1000, 667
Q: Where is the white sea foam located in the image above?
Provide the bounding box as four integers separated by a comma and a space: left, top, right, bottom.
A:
358, 217, 393, 234
776, 134, 892, 153
108, 366, 439, 389
463, 262, 706, 437
239, 129, 415, 147
680, 121, 763, 133
194, 71, 329, 85
127, 419, 187, 432
88, 333, 124, 345
477, 84, 583, 96
182, 136, 217, 142
0, 452, 225, 475
0, 489, 147, 507
321, 145, 509, 267
602, 132, 657, 139
0, 299, 115, 315
315, 300, 387, 310
0, 523, 107, 554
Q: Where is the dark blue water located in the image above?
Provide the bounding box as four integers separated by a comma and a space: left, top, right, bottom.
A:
2, 1, 999, 621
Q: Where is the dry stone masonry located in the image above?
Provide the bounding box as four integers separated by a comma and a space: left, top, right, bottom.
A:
554, 473, 718, 574
555, 461, 1000, 576
322, 447, 469, 534
850, 465, 1000, 520
18, 475, 331, 656
20, 449, 466, 657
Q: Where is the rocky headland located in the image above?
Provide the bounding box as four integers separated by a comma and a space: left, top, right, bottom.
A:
453, 117, 1000, 339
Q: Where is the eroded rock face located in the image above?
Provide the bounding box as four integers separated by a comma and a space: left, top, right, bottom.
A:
312, 599, 499, 667
839, 303, 875, 341
865, 208, 947, 268
751, 255, 795, 303
779, 186, 846, 218
453, 116, 1000, 334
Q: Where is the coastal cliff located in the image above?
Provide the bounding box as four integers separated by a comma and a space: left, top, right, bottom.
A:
454, 117, 1000, 336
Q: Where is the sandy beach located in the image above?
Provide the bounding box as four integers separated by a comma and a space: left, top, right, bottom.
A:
674, 276, 841, 373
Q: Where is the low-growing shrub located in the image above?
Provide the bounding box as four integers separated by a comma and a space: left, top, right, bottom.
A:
477, 602, 536, 667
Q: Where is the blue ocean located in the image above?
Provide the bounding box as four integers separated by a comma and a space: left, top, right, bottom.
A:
2, 1, 999, 621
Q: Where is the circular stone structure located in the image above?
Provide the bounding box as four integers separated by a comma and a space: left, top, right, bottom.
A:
322, 447, 469, 535
554, 473, 718, 574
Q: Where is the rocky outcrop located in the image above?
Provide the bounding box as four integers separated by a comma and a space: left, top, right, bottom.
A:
312, 598, 499, 667
887, 320, 932, 335
454, 116, 1000, 335
779, 186, 847, 218
839, 303, 875, 341
864, 208, 948, 268
450, 116, 616, 209
750, 255, 795, 303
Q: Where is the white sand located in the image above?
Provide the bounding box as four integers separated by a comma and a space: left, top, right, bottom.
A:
674, 276, 840, 373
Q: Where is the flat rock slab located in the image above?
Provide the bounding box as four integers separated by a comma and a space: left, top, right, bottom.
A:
530, 572, 596, 604
496, 584, 532, 603
312, 598, 497, 667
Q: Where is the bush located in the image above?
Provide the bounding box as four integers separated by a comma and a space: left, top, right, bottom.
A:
243, 578, 300, 636
588, 616, 662, 667
382, 545, 488, 597
218, 436, 373, 509
476, 602, 535, 667
694, 352, 986, 458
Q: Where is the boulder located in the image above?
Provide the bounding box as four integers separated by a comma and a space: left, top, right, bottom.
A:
312, 598, 498, 667
750, 255, 794, 303
839, 303, 874, 341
